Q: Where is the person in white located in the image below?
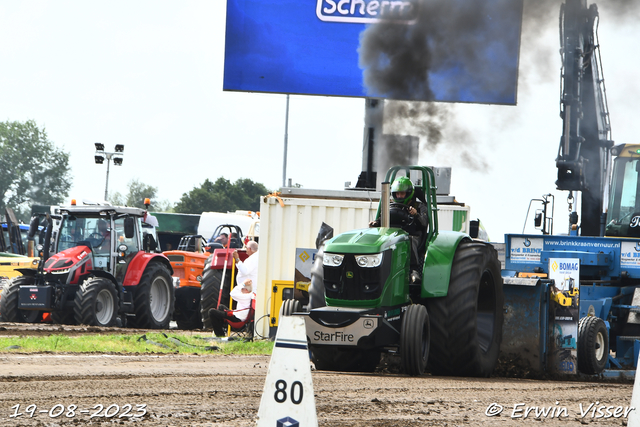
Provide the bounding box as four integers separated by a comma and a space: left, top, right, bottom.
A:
208, 241, 259, 336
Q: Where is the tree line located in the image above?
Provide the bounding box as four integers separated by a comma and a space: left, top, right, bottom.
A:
0, 120, 271, 221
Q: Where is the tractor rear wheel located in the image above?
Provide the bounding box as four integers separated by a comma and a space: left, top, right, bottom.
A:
310, 346, 380, 373
73, 277, 118, 327
307, 246, 326, 310
200, 258, 233, 329
131, 263, 174, 329
400, 304, 429, 376
578, 316, 609, 374
425, 241, 504, 377
0, 276, 43, 323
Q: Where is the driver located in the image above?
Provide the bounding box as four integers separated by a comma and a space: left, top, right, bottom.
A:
369, 176, 429, 282
95, 219, 111, 253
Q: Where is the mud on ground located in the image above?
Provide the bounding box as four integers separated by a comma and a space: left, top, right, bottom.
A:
0, 322, 634, 426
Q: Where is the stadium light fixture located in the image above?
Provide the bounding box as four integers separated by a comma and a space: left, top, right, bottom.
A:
94, 143, 125, 200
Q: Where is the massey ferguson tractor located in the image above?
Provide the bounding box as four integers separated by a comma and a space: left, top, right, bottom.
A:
0, 202, 175, 328
287, 166, 504, 376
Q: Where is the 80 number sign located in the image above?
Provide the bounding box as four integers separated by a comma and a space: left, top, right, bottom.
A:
274, 379, 303, 405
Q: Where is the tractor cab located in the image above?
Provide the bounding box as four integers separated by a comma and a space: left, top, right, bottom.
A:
605, 144, 640, 237
53, 209, 139, 278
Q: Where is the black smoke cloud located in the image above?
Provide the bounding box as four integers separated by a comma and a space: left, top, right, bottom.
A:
358, 0, 522, 103
360, 0, 640, 174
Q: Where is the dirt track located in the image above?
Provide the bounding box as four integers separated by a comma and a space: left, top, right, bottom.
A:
0, 323, 635, 426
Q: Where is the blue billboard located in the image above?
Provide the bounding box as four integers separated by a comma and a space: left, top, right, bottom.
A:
224, 0, 523, 105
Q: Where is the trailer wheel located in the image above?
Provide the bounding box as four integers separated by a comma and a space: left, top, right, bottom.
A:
73, 277, 118, 327
280, 299, 301, 316
425, 241, 504, 377
131, 263, 174, 329
0, 276, 43, 323
308, 246, 326, 310
200, 256, 233, 329
578, 316, 609, 374
400, 304, 429, 376
310, 346, 380, 373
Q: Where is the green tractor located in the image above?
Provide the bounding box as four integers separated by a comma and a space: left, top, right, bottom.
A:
291, 166, 504, 376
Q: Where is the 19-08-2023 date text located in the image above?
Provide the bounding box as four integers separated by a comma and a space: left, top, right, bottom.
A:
9, 403, 147, 419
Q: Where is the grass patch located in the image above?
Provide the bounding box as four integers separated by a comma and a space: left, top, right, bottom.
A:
0, 332, 274, 355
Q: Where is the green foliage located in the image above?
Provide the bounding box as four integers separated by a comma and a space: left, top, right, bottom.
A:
109, 179, 174, 212
174, 177, 270, 214
0, 120, 71, 220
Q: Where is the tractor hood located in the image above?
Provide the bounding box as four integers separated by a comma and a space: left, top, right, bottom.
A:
44, 245, 93, 277
324, 227, 409, 254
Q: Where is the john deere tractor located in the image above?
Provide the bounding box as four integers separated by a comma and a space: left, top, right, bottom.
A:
293, 166, 504, 376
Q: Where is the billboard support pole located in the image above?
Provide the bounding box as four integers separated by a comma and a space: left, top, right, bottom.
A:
282, 94, 290, 188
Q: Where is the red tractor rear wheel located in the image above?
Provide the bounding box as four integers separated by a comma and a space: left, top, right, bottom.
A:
130, 263, 174, 329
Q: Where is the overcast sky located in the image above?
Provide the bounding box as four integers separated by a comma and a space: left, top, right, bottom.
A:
1, 1, 638, 242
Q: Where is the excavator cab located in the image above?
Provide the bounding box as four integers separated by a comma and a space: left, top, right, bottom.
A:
605, 144, 640, 237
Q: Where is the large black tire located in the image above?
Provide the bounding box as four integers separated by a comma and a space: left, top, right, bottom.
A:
0, 276, 43, 323
0, 278, 7, 321
73, 277, 118, 327
51, 310, 77, 325
131, 263, 175, 329
280, 298, 301, 316
425, 241, 504, 377
200, 259, 233, 329
400, 304, 430, 376
578, 316, 608, 375
307, 247, 326, 310
174, 287, 203, 330
310, 346, 380, 373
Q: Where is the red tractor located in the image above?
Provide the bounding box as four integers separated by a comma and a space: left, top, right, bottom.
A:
0, 203, 175, 328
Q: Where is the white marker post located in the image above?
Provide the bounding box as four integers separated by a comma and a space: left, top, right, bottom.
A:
256, 315, 317, 427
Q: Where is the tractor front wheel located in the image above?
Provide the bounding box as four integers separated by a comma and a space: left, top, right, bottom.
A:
425, 241, 504, 377
131, 263, 174, 329
280, 298, 301, 316
51, 310, 77, 325
73, 277, 118, 327
578, 316, 609, 375
400, 304, 429, 376
0, 276, 43, 323
307, 246, 326, 310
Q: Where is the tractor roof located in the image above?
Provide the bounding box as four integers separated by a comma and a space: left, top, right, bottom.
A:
59, 204, 146, 217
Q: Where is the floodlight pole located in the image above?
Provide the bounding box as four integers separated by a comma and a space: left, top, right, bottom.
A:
104, 153, 112, 200
282, 94, 290, 188
94, 144, 124, 201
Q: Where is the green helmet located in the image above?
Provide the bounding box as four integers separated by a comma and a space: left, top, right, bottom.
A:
391, 176, 414, 204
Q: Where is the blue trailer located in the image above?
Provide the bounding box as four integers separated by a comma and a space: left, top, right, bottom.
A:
501, 233, 640, 378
